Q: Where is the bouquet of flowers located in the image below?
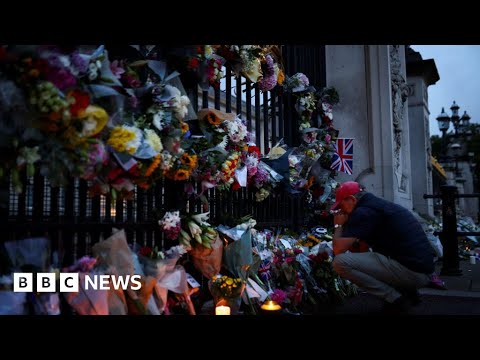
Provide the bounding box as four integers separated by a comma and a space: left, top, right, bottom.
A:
159, 210, 181, 241
210, 275, 245, 299
178, 211, 218, 249
209, 274, 246, 314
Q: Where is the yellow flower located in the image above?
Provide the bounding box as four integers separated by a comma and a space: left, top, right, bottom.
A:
107, 125, 142, 154
181, 153, 197, 169
173, 169, 190, 181
79, 105, 108, 137
206, 112, 223, 126
144, 129, 163, 153
145, 154, 162, 177
226, 278, 233, 285
277, 69, 285, 85
180, 121, 189, 134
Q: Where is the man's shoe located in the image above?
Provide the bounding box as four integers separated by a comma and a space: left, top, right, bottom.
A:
381, 295, 411, 314
402, 288, 421, 306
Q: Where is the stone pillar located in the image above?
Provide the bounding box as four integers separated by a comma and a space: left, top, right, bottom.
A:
326, 45, 413, 209
390, 45, 413, 209
406, 47, 439, 218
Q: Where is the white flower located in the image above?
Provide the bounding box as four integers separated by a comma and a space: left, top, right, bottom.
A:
165, 84, 190, 120
191, 212, 211, 226
217, 135, 228, 149
160, 211, 180, 230
188, 221, 202, 237
144, 129, 163, 153
160, 151, 174, 171
166, 245, 188, 257
152, 111, 165, 130
245, 154, 259, 169
58, 55, 71, 68
122, 125, 143, 154
88, 63, 98, 80
81, 118, 98, 137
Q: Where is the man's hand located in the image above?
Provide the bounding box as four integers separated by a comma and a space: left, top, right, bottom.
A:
334, 211, 348, 226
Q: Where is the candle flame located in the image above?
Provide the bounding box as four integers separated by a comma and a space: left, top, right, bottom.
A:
261, 300, 281, 311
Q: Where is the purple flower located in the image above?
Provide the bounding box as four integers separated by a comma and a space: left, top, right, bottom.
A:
45, 67, 77, 90
254, 166, 269, 187
129, 95, 138, 108
258, 55, 277, 92
71, 52, 88, 73
296, 73, 309, 86
110, 60, 125, 79
271, 289, 287, 304
63, 256, 97, 273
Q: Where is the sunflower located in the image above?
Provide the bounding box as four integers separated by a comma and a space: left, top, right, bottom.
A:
180, 153, 198, 169
206, 112, 223, 126
173, 169, 190, 181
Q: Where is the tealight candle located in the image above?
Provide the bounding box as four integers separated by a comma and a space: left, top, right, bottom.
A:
260, 300, 282, 312
215, 305, 231, 315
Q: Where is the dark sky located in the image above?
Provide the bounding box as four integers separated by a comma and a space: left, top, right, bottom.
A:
411, 45, 480, 136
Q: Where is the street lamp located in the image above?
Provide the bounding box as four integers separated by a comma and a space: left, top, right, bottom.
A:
450, 142, 461, 177
450, 101, 460, 136
436, 101, 472, 158
436, 107, 450, 159
460, 110, 471, 135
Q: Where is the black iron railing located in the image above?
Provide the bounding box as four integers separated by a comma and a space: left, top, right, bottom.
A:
0, 45, 327, 266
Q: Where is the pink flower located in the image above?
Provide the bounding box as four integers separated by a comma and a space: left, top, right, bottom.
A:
325, 134, 331, 144
45, 67, 77, 90
285, 256, 295, 264
63, 256, 97, 273
270, 289, 287, 304
110, 60, 125, 79
129, 95, 138, 108
124, 74, 141, 88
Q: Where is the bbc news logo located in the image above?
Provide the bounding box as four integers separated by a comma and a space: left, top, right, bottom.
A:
13, 273, 142, 292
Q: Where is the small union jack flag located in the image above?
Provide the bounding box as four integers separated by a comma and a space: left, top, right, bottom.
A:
330, 138, 353, 175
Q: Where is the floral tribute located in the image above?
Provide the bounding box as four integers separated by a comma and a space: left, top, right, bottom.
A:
0, 45, 194, 199
0, 44, 357, 316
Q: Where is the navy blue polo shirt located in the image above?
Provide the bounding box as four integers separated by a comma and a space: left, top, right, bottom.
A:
341, 192, 435, 274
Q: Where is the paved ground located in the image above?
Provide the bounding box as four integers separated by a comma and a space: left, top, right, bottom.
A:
199, 259, 480, 315
330, 259, 480, 315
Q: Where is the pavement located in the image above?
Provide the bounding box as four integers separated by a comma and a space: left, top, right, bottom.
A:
199, 259, 480, 316
330, 258, 480, 315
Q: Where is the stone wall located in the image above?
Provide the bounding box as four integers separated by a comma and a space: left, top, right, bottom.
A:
326, 45, 413, 210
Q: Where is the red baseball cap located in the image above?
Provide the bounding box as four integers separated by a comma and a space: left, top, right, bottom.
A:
331, 181, 361, 210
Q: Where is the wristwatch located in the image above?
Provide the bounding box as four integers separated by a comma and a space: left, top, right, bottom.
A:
334, 224, 342, 229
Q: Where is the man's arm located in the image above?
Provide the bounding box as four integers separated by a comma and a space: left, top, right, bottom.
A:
332, 225, 358, 255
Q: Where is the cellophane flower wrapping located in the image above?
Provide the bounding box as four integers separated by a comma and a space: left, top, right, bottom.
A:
0, 275, 27, 315
136, 245, 189, 314
189, 234, 224, 279
63, 270, 109, 315
92, 229, 135, 315
3, 237, 61, 314
61, 256, 108, 315
4, 237, 50, 271
219, 221, 254, 279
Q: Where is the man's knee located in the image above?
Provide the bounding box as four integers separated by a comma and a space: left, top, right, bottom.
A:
333, 253, 352, 276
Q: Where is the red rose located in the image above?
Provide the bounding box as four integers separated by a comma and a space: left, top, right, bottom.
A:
139, 246, 153, 257
68, 89, 90, 117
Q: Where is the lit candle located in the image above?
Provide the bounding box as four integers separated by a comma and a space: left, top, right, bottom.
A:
260, 300, 282, 312
215, 305, 231, 315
